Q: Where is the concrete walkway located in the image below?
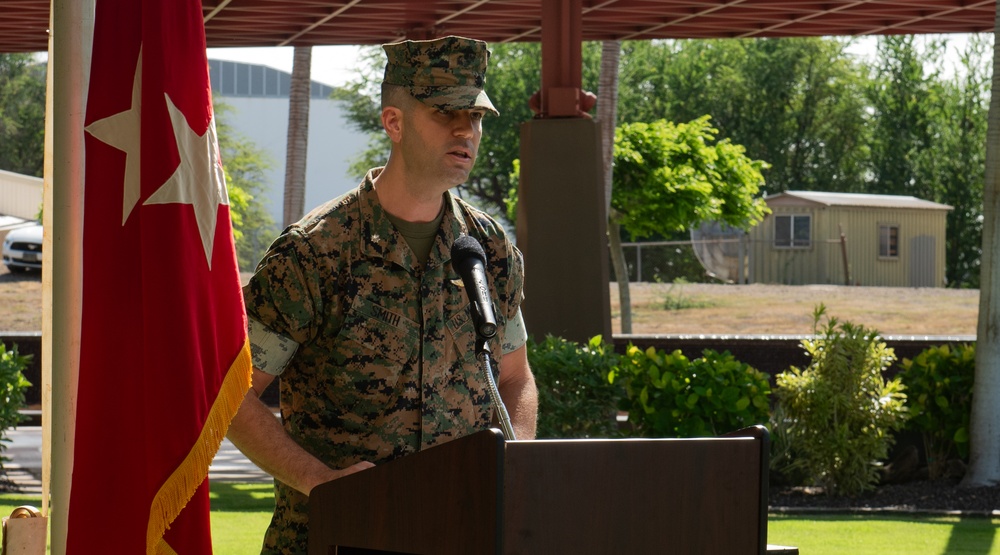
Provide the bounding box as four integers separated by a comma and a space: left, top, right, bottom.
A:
2, 426, 271, 495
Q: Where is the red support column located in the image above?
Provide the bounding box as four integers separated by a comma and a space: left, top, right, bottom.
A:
540, 0, 583, 117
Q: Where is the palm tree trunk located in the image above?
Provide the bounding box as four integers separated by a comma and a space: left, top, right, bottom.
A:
598, 40, 620, 213
283, 46, 311, 227
962, 12, 1000, 487
599, 40, 630, 333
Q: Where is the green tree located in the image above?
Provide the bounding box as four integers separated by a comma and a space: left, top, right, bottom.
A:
933, 36, 991, 288
0, 53, 46, 176
865, 35, 946, 200
616, 38, 870, 194
609, 116, 769, 331
766, 39, 869, 193
215, 102, 278, 271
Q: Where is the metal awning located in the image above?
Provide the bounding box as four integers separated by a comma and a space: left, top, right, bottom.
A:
0, 0, 994, 53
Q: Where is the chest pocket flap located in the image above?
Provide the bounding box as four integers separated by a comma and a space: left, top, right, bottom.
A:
339, 296, 419, 365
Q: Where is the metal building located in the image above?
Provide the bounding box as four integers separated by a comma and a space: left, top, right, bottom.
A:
206, 59, 367, 229
747, 191, 952, 287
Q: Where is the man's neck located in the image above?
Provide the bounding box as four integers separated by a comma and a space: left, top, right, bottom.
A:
372, 163, 448, 223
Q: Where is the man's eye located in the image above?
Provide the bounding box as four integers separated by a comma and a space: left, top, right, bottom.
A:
470, 112, 485, 122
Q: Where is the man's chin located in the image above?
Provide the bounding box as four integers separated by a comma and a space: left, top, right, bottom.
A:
444, 168, 473, 187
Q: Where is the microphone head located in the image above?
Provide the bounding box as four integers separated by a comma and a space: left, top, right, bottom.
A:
451, 235, 487, 267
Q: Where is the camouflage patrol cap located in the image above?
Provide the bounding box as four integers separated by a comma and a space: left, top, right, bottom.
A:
382, 36, 499, 116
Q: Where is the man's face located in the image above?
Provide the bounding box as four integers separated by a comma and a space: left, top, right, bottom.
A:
399, 100, 485, 190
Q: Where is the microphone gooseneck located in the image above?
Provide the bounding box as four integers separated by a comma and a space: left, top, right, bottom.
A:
450, 235, 517, 440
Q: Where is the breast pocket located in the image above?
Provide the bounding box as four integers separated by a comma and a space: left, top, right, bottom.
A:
325, 297, 419, 421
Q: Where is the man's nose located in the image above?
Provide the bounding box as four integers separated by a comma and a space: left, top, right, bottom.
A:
453, 113, 477, 137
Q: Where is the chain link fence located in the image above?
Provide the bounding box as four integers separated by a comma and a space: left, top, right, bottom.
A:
612, 241, 718, 284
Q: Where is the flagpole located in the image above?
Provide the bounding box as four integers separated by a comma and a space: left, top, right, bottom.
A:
47, 0, 93, 553
41, 0, 53, 523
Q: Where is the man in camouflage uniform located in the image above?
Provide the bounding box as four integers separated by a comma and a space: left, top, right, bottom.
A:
227, 36, 538, 554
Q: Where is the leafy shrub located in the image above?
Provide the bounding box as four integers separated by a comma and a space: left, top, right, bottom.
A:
0, 342, 32, 470
610, 345, 771, 438
529, 335, 623, 439
774, 305, 907, 496
768, 402, 807, 487
898, 343, 975, 478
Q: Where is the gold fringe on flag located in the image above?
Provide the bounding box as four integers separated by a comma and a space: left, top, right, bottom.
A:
146, 338, 253, 555
155, 538, 179, 555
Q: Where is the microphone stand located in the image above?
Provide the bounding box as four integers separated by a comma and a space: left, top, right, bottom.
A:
476, 337, 517, 441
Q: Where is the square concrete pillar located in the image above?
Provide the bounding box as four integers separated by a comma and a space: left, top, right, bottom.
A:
517, 118, 612, 344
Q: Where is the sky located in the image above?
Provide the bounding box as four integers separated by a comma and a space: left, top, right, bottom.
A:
206, 33, 982, 88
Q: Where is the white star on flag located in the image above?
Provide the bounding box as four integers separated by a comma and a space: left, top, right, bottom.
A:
144, 93, 230, 268
84, 50, 142, 226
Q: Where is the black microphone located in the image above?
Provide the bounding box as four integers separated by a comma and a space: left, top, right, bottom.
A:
451, 235, 498, 339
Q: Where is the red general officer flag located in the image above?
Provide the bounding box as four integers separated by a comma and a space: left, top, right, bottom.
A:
70, 0, 252, 552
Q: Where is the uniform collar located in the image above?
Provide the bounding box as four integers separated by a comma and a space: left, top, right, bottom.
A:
359, 168, 470, 273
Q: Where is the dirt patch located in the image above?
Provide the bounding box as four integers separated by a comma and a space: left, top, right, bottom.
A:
612, 282, 979, 336
0, 264, 42, 332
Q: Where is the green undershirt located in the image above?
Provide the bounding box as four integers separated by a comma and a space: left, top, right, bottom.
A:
386, 206, 445, 268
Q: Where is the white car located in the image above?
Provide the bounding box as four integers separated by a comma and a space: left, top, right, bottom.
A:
2, 223, 43, 272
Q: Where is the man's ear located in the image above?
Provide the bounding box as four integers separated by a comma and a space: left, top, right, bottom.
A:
382, 106, 404, 142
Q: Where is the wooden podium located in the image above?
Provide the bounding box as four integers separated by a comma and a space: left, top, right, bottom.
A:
309, 426, 771, 555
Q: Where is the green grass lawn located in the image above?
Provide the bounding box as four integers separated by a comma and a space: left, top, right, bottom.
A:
768, 513, 1000, 555
206, 482, 274, 554
4, 485, 1000, 554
